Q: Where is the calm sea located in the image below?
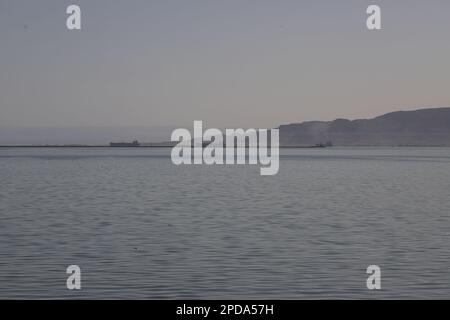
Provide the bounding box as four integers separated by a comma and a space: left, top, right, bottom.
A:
1, 147, 450, 299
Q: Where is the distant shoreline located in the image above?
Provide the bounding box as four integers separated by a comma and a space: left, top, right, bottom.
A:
1, 145, 449, 148
0, 145, 327, 148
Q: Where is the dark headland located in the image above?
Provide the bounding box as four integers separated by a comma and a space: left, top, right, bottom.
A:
279, 107, 450, 147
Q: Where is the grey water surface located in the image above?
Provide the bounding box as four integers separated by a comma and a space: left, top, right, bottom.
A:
1, 147, 450, 299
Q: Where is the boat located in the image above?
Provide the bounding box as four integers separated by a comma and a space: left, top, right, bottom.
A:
109, 140, 141, 147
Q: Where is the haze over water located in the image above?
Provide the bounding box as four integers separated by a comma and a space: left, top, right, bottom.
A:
1, 147, 450, 299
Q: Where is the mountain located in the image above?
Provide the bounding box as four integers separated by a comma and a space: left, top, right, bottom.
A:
278, 107, 450, 146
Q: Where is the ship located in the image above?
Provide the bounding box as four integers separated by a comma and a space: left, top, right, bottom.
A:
109, 140, 141, 147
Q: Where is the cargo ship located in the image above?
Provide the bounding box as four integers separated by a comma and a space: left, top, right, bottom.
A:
109, 140, 141, 147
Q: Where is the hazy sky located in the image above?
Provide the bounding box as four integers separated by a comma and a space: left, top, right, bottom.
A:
1, 0, 450, 130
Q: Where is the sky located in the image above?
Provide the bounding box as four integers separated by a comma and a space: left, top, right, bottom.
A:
1, 0, 450, 135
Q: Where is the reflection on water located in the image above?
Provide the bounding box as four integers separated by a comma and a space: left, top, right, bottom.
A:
1, 147, 450, 299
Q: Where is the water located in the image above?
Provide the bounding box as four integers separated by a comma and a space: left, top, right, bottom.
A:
1, 147, 450, 299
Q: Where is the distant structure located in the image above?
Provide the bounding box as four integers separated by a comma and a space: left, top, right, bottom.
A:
110, 140, 140, 147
